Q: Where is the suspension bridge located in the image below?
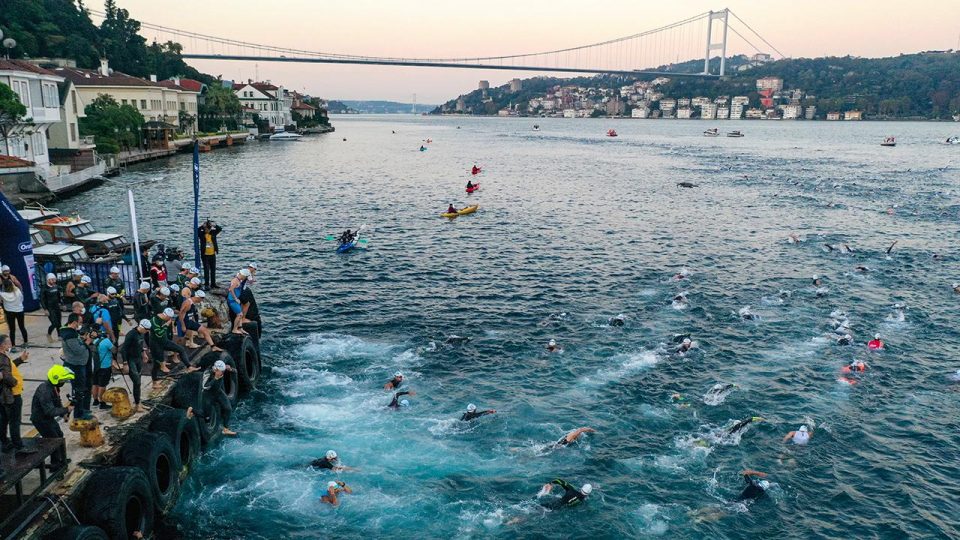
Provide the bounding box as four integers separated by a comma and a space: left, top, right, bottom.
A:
89, 8, 782, 79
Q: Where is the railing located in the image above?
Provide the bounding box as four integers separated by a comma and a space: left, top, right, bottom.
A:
41, 162, 107, 193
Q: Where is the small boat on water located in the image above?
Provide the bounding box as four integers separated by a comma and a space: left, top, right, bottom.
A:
727, 130, 744, 138
607, 129, 618, 137
881, 137, 896, 147
466, 182, 480, 194
533, 124, 541, 131
944, 136, 960, 145
269, 128, 302, 141
441, 205, 479, 219
704, 128, 719, 137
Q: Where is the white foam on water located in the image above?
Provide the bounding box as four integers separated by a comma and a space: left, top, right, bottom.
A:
580, 350, 660, 386
702, 383, 736, 405
633, 503, 670, 536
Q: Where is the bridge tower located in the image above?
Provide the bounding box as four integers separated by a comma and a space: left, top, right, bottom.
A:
703, 9, 730, 76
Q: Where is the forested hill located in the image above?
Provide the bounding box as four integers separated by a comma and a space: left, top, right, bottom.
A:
434, 52, 960, 119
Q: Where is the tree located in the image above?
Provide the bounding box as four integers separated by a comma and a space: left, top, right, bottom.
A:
197, 81, 241, 132
0, 83, 29, 156
99, 0, 148, 76
79, 94, 144, 153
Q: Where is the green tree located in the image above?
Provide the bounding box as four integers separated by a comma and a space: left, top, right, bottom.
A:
98, 0, 148, 76
197, 81, 241, 132
79, 94, 144, 153
0, 0, 101, 68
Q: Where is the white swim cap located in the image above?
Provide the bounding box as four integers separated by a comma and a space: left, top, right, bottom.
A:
466, 403, 477, 412
394, 371, 403, 378
109, 266, 120, 273
874, 333, 881, 339
328, 481, 338, 489
189, 267, 200, 274
239, 269, 251, 278
72, 269, 84, 276
139, 282, 151, 291
683, 338, 691, 344
46, 273, 56, 281
953, 283, 959, 288
400, 399, 410, 407
170, 284, 180, 292
139, 319, 152, 329
812, 275, 819, 280
81, 276, 91, 283
106, 286, 117, 294
248, 262, 258, 270
163, 307, 176, 318
581, 484, 593, 495
326, 450, 337, 460
0, 265, 9, 272
213, 360, 226, 371
195, 290, 206, 299
160, 287, 170, 296
190, 277, 201, 285
548, 339, 556, 346
799, 425, 808, 432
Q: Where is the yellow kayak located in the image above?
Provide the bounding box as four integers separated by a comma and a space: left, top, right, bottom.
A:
440, 205, 479, 218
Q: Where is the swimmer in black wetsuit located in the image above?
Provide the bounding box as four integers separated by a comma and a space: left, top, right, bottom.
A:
388, 390, 414, 409
553, 427, 596, 448
384, 372, 404, 390
736, 470, 768, 501
539, 479, 592, 509
727, 416, 764, 436
460, 403, 495, 421
310, 449, 358, 471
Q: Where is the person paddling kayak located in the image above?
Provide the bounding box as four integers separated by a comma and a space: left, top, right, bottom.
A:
471, 165, 481, 175
446, 204, 457, 215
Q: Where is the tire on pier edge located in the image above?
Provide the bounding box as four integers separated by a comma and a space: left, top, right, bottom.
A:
119, 432, 181, 514
197, 386, 224, 448
223, 334, 260, 392
149, 408, 200, 482
170, 371, 204, 411
42, 525, 109, 540
80, 466, 155, 540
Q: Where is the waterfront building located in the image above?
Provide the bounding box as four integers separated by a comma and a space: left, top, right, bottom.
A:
0, 59, 64, 176
606, 98, 625, 116
826, 111, 841, 121
731, 96, 750, 106
745, 108, 764, 119
717, 107, 730, 119
805, 106, 817, 120
631, 107, 650, 118
677, 108, 693, 119
562, 108, 576, 118
692, 96, 711, 107
509, 78, 522, 92
157, 78, 201, 134
730, 104, 745, 119
678, 98, 691, 108
701, 103, 718, 119
782, 104, 802, 120
844, 110, 863, 120
233, 80, 292, 128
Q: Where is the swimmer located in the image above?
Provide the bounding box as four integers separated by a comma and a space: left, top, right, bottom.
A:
310, 450, 359, 472
949, 369, 960, 382
671, 393, 690, 408
388, 390, 415, 409
553, 427, 597, 449
609, 314, 626, 327
673, 267, 690, 281
841, 359, 868, 373
867, 334, 884, 350
886, 241, 897, 255
384, 371, 404, 390
320, 480, 352, 506
783, 424, 812, 445
787, 233, 801, 244
736, 470, 769, 501
889, 304, 906, 322
676, 338, 696, 355
954, 283, 960, 294
672, 292, 689, 308
546, 339, 562, 353
460, 403, 496, 421
812, 275, 823, 287
445, 335, 471, 346
836, 333, 853, 346
727, 416, 764, 436
538, 479, 592, 508
855, 265, 870, 273
738, 306, 758, 320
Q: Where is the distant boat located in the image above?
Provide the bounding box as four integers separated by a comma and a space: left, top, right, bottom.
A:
944, 136, 960, 145
607, 129, 618, 137
704, 128, 719, 137
727, 130, 744, 138
953, 114, 960, 122
881, 136, 896, 147
269, 129, 302, 141
533, 124, 540, 131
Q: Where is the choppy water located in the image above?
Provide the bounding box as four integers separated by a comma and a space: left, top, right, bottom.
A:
64, 117, 960, 539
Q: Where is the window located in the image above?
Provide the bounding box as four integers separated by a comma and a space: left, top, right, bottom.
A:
71, 90, 78, 114
180, 102, 185, 111
122, 99, 128, 106
140, 99, 147, 110
42, 83, 58, 107
11, 80, 30, 108
70, 123, 77, 142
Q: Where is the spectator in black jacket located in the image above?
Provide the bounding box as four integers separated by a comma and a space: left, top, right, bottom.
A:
31, 365, 74, 466
197, 219, 223, 290
41, 273, 62, 340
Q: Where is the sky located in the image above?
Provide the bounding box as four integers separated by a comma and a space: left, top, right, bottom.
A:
112, 0, 960, 103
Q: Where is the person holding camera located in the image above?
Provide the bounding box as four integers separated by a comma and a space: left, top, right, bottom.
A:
60, 313, 94, 420
197, 219, 223, 290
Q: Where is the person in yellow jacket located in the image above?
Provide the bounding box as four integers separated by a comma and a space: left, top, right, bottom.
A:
0, 334, 27, 453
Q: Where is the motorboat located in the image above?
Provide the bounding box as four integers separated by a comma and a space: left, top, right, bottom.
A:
607, 129, 618, 137
533, 124, 541, 131
31, 213, 154, 256
269, 129, 302, 141
880, 137, 896, 147
944, 136, 959, 145
704, 128, 719, 137
727, 130, 744, 137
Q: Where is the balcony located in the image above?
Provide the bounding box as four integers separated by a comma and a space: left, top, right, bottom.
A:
29, 106, 62, 124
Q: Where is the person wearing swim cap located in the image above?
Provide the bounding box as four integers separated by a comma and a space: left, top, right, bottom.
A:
539, 479, 593, 508
783, 424, 812, 445
320, 480, 352, 506
311, 449, 359, 471
546, 339, 561, 353
553, 427, 597, 449
388, 390, 415, 409
812, 275, 823, 287
384, 372, 404, 390
867, 334, 884, 350
736, 470, 769, 501
148, 307, 189, 387
460, 403, 496, 421
727, 416, 764, 436
836, 334, 853, 346
132, 282, 152, 322
150, 286, 170, 317
227, 269, 251, 334
207, 359, 237, 436
121, 320, 152, 413
40, 273, 63, 341
676, 338, 695, 354
609, 315, 625, 327
953, 283, 960, 294
842, 359, 868, 373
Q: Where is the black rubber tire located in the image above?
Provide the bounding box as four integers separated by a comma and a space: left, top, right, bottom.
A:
149, 408, 200, 481
170, 371, 204, 411
197, 380, 224, 448
43, 525, 108, 540
80, 467, 155, 540
225, 334, 260, 392
119, 432, 181, 513
241, 321, 261, 346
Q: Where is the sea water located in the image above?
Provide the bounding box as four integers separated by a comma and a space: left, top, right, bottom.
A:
64, 117, 960, 538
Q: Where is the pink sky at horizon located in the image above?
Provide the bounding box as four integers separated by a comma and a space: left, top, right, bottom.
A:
114, 0, 960, 103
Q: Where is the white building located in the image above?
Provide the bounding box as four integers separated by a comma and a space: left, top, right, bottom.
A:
562, 109, 576, 118
233, 81, 292, 128
631, 107, 650, 119
745, 108, 764, 119
677, 108, 693, 119
717, 107, 730, 119
730, 104, 745, 119
0, 59, 64, 175
805, 106, 817, 120
782, 104, 802, 120
756, 77, 783, 92
701, 103, 717, 119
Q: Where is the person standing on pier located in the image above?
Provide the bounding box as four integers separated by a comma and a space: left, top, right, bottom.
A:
0, 279, 27, 350
121, 320, 151, 413
31, 365, 74, 467
0, 334, 27, 453
41, 273, 62, 341
198, 219, 223, 290
60, 314, 93, 420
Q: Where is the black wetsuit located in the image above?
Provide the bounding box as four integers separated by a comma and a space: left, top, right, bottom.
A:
311, 457, 337, 469
385, 377, 403, 390
736, 475, 766, 501
543, 479, 586, 509
388, 391, 411, 409
460, 409, 493, 421
727, 417, 756, 435
41, 283, 62, 336
121, 327, 145, 405
240, 287, 261, 338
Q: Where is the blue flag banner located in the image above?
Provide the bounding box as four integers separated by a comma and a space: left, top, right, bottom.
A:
193, 140, 201, 268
